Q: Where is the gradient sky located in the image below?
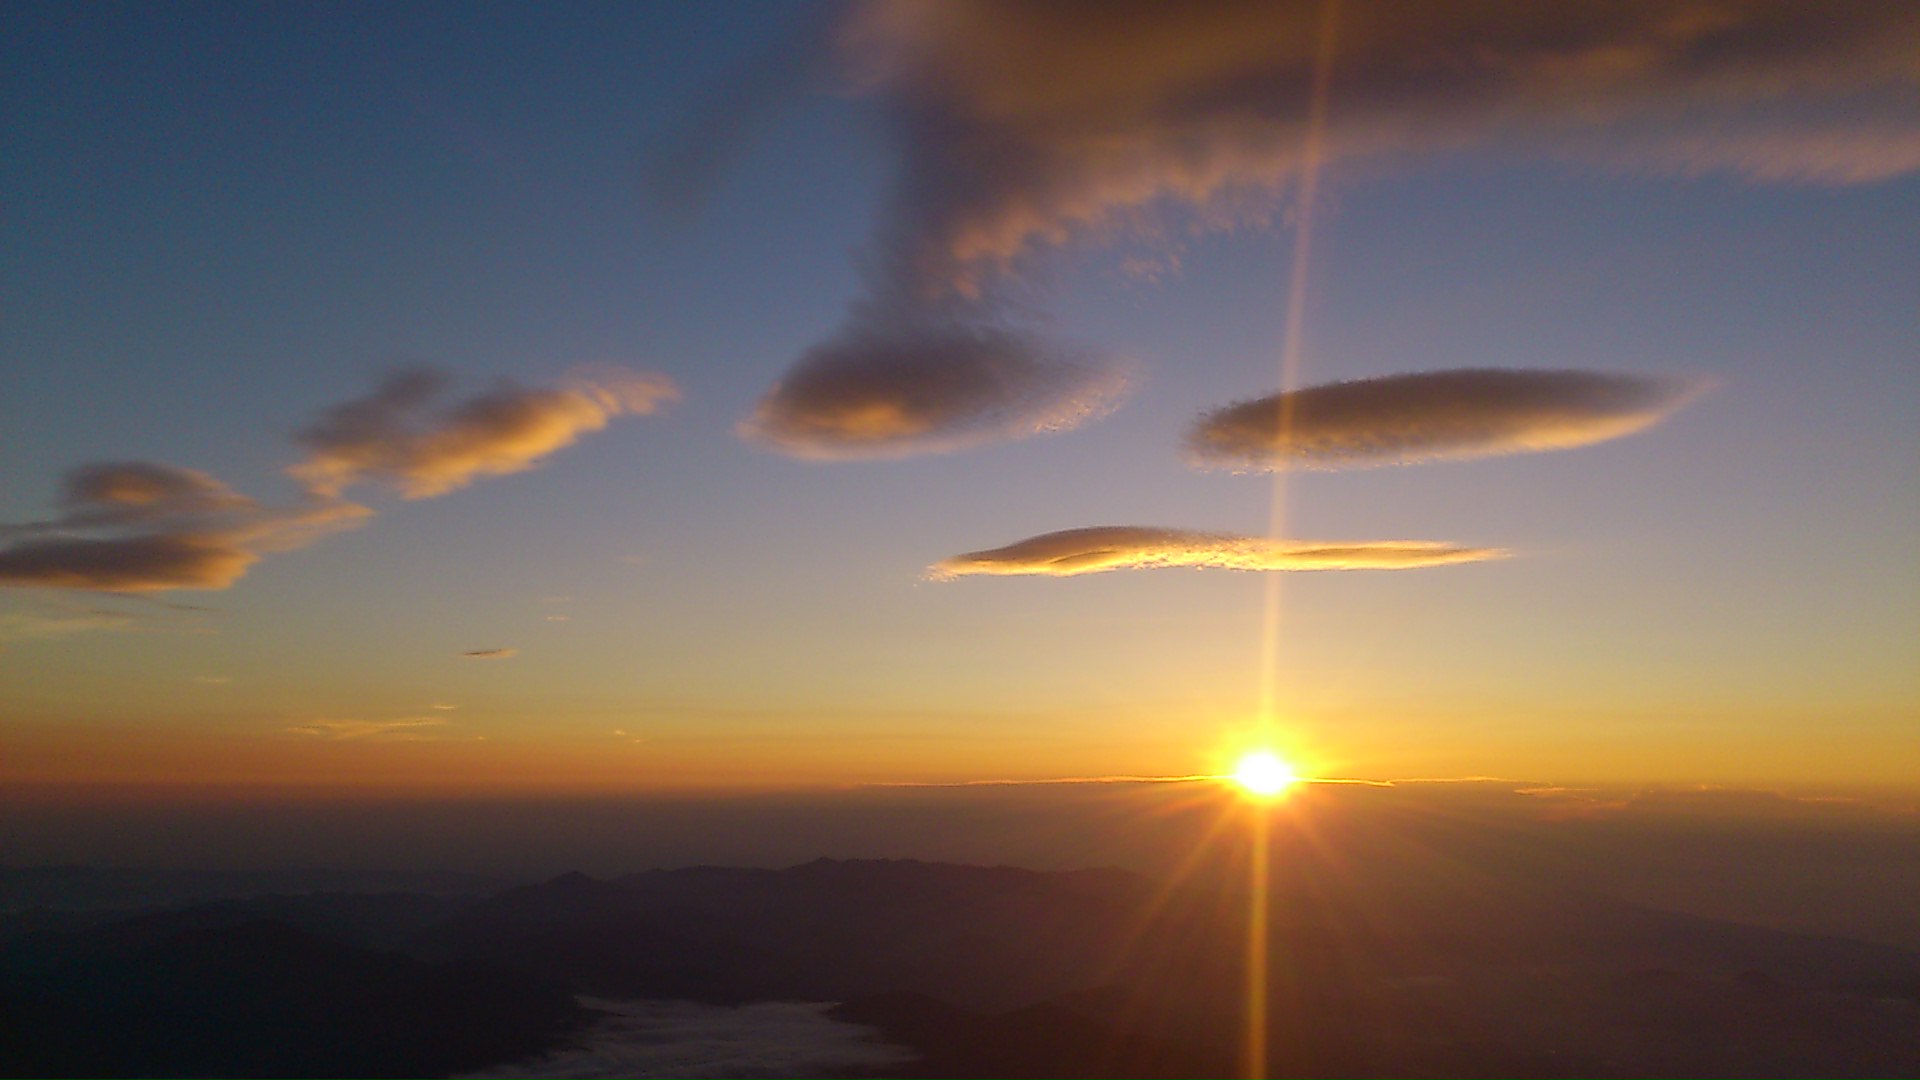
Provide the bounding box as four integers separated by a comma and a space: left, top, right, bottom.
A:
4, 1, 1917, 808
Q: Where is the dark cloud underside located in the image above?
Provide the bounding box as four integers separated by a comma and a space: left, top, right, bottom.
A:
1188, 368, 1707, 471
741, 321, 1129, 459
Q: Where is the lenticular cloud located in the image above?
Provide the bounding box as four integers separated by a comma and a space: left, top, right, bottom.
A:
740, 319, 1130, 460
1187, 368, 1707, 472
730, 1, 1909, 461
932, 526, 1506, 579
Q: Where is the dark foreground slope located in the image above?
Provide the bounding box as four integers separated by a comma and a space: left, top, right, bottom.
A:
5, 856, 1919, 1077
0, 919, 583, 1078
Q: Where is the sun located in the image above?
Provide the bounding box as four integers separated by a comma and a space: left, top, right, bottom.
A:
1230, 750, 1299, 798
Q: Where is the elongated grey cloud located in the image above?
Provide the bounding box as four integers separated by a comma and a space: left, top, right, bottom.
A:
292, 367, 678, 498
0, 533, 262, 592
1188, 368, 1707, 471
0, 607, 140, 642
460, 647, 518, 660
839, 0, 1920, 296
0, 462, 370, 593
932, 525, 1506, 578
741, 318, 1130, 459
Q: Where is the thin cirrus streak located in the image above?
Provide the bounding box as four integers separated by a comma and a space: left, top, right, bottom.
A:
930, 526, 1507, 579
863, 774, 1223, 788
285, 717, 452, 741
0, 462, 371, 593
1187, 368, 1709, 471
861, 774, 1529, 789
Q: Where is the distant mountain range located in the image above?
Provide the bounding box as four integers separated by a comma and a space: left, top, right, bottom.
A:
3, 857, 1917, 1077
0, 865, 510, 914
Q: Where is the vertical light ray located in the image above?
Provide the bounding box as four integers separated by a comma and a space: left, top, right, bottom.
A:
1250, 4, 1340, 1079
1243, 799, 1273, 1079
1256, 0, 1341, 738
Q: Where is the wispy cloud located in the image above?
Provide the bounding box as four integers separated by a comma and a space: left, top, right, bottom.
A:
1516, 783, 1901, 821
740, 316, 1130, 460
932, 525, 1506, 578
460, 647, 518, 660
1187, 368, 1707, 471
836, 1, 1920, 297
3, 368, 673, 594
865, 773, 1526, 789
0, 607, 140, 642
286, 716, 451, 740
291, 367, 678, 498
1576, 122, 1920, 186
869, 774, 1218, 788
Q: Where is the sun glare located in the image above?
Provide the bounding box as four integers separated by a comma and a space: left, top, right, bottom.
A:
1230, 750, 1298, 798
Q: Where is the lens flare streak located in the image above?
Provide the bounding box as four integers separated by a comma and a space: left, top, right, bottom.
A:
1251, 4, 1341, 1077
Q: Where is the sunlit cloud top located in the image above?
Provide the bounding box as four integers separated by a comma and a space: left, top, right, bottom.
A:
293, 368, 678, 498
1188, 368, 1708, 471
56, 463, 258, 524
931, 525, 1507, 578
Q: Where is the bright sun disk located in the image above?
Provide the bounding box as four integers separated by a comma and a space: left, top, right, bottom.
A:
1231, 750, 1298, 797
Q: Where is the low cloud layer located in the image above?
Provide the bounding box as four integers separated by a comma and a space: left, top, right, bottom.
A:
932, 525, 1505, 578
469, 997, 916, 1080
1188, 368, 1706, 471
741, 319, 1129, 459
3, 368, 673, 593
292, 368, 678, 498
839, 1, 1920, 295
